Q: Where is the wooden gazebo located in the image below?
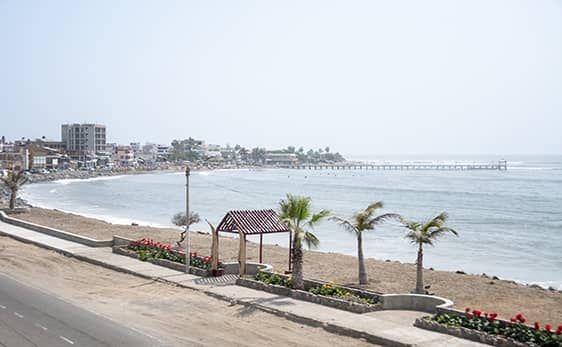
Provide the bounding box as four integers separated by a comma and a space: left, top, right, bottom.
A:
217, 209, 291, 275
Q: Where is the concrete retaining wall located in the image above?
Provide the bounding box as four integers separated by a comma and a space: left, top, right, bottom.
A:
112, 246, 211, 276
237, 277, 383, 314
222, 262, 273, 276
0, 211, 113, 247
380, 293, 453, 313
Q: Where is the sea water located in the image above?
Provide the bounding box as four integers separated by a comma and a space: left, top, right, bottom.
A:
20, 156, 562, 289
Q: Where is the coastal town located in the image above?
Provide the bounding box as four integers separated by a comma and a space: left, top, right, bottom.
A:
0, 122, 346, 174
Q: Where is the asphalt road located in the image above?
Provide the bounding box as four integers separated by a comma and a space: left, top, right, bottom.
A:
0, 274, 164, 347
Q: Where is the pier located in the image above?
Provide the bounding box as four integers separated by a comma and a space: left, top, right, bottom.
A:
288, 160, 507, 171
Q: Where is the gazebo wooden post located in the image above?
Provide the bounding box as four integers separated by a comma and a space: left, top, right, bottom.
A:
288, 230, 292, 272
239, 230, 246, 276
259, 234, 263, 264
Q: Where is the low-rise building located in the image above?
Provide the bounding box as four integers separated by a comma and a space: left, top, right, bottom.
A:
156, 145, 171, 161
265, 152, 298, 166
114, 145, 135, 167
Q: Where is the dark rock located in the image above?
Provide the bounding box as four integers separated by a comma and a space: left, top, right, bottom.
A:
456, 270, 466, 275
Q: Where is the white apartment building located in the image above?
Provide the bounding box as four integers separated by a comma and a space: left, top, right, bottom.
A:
61, 123, 106, 159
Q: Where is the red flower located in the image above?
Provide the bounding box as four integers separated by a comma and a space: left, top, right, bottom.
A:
484, 312, 489, 318
194, 251, 198, 257
519, 317, 526, 324
545, 324, 551, 332
490, 316, 496, 322
556, 326, 561, 335
466, 313, 473, 318
489, 313, 498, 320
510, 317, 517, 322
534, 322, 540, 330
465, 307, 470, 313
472, 310, 481, 317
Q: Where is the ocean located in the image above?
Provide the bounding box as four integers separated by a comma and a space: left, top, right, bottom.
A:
20, 155, 562, 290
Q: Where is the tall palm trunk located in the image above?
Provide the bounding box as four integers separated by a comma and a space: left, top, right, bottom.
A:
9, 187, 17, 210
292, 242, 304, 290
357, 232, 367, 285
415, 243, 424, 294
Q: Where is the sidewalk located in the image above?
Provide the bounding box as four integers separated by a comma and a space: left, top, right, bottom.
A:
0, 219, 484, 347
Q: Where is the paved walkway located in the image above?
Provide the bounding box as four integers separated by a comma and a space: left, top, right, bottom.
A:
0, 219, 485, 347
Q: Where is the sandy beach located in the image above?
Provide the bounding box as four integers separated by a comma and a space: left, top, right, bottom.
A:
7, 206, 561, 325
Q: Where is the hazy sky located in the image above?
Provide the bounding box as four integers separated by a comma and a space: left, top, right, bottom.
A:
1, 0, 561, 156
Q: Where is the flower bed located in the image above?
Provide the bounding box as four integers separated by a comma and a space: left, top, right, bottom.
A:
118, 238, 213, 276
235, 271, 381, 313
415, 308, 561, 347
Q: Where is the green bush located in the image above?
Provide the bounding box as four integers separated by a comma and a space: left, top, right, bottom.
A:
254, 272, 375, 305
308, 282, 376, 305
431, 311, 561, 347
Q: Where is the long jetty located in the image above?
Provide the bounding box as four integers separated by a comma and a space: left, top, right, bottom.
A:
288, 160, 507, 171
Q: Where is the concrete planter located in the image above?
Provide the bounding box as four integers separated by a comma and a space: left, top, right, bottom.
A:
113, 246, 211, 277
236, 277, 382, 314
414, 318, 530, 347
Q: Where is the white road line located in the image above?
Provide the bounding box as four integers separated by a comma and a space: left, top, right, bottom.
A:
13, 312, 24, 318
0, 304, 6, 309
59, 336, 74, 345
35, 323, 48, 331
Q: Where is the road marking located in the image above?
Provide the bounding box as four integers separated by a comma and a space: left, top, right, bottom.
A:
0, 304, 6, 309
59, 336, 74, 344
13, 312, 24, 318
35, 323, 48, 331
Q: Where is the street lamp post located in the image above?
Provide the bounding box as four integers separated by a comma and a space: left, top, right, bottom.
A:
185, 166, 191, 273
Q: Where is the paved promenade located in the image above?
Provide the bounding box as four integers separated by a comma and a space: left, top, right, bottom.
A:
0, 219, 484, 347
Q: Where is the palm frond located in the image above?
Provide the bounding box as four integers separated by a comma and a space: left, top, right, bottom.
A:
365, 201, 384, 214
428, 226, 458, 240
308, 209, 330, 227
372, 213, 402, 225
303, 231, 320, 249
330, 216, 358, 234
422, 212, 449, 231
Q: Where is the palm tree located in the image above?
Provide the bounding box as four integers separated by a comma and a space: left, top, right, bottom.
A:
1, 170, 28, 210
279, 194, 330, 290
331, 202, 400, 285
403, 212, 458, 294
